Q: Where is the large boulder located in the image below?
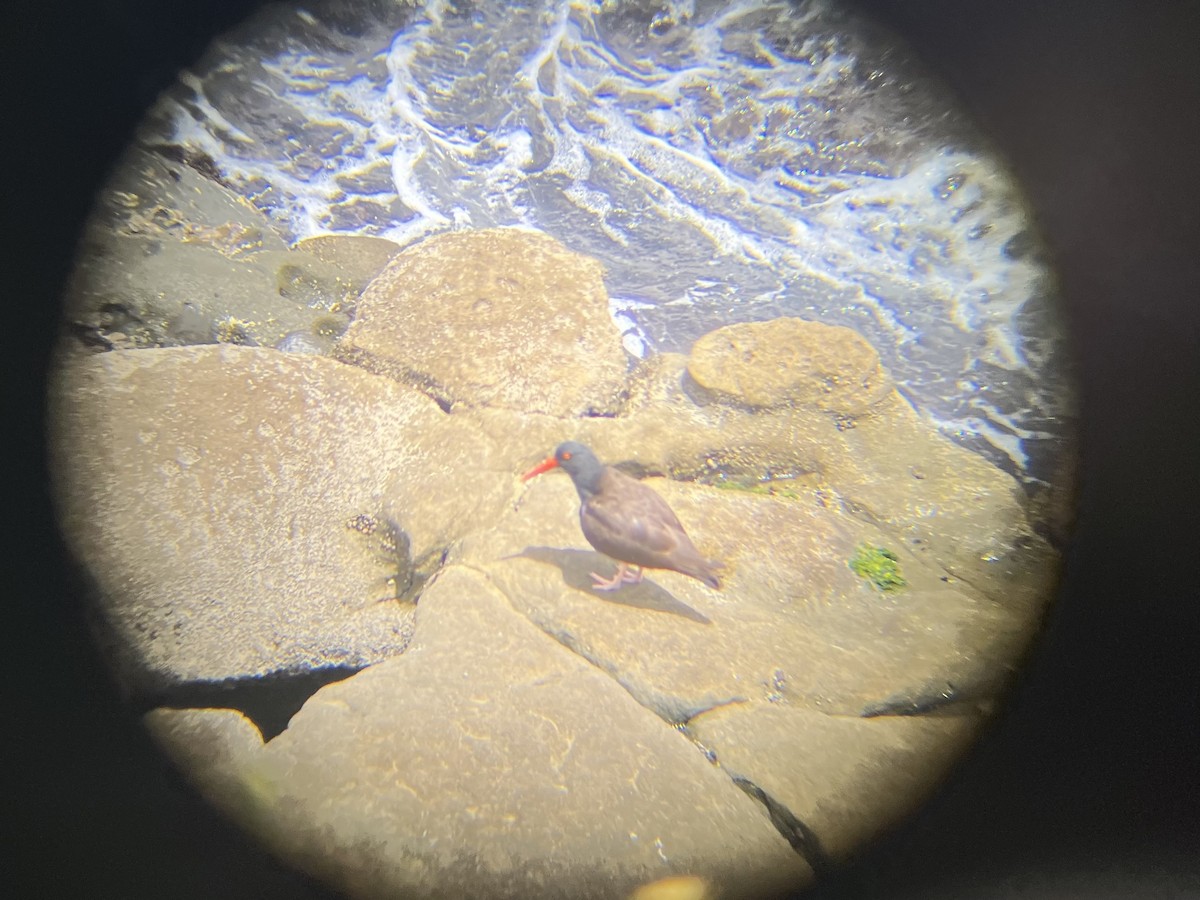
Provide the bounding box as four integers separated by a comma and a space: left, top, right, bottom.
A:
686, 318, 892, 414
335, 228, 628, 416
49, 344, 501, 691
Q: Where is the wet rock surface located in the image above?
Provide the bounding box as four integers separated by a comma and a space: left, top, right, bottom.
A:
52, 217, 1061, 898
60, 143, 396, 353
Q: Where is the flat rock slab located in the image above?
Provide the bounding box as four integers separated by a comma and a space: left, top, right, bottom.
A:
467, 472, 1034, 720
335, 228, 629, 416
689, 702, 980, 863
148, 566, 812, 899
49, 344, 499, 690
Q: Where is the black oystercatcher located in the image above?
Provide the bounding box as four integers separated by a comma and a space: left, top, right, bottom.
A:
521, 441, 722, 591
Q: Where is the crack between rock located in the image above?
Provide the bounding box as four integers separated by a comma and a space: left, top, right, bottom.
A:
465, 565, 746, 728
669, 718, 832, 875
860, 691, 972, 718
538, 626, 835, 868
423, 564, 834, 875
730, 774, 834, 878
532, 619, 745, 725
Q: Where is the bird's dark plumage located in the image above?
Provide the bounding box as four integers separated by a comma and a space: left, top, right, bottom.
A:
522, 441, 722, 590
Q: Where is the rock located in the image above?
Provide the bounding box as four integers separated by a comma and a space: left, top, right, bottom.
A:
294, 234, 403, 294
474, 374, 1056, 612
274, 329, 335, 355
628, 875, 715, 900
161, 567, 811, 899
816, 391, 1059, 610
59, 148, 381, 353
465, 469, 1036, 720
50, 214, 1064, 897
48, 344, 496, 691
689, 703, 981, 862
335, 228, 628, 416
61, 226, 364, 351
378, 423, 514, 582
686, 318, 892, 414
96, 143, 290, 253
626, 349, 1056, 610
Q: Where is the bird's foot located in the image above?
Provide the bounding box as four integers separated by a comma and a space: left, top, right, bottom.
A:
590, 564, 631, 591
590, 564, 645, 591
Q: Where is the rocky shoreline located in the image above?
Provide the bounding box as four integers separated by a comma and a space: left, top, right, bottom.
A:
49, 146, 1061, 898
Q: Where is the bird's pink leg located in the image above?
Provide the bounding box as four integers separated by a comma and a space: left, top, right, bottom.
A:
590, 562, 631, 591
623, 566, 644, 584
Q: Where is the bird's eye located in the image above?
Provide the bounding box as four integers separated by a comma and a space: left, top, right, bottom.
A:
562, 451, 572, 460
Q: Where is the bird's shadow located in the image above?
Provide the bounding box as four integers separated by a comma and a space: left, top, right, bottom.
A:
511, 547, 712, 625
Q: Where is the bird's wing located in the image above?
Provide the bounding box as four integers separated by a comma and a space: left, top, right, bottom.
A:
581, 470, 698, 566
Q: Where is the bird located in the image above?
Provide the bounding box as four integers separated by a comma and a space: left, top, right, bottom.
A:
521, 441, 722, 591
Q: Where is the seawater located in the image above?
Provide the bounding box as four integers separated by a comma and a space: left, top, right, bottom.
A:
159, 0, 1071, 482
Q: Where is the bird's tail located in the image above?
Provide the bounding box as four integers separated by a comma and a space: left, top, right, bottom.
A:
691, 558, 724, 590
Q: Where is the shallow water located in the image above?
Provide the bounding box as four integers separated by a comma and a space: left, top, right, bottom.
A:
150, 0, 1072, 481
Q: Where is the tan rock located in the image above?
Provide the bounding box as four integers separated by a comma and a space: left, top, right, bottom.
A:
379, 414, 514, 575
55, 192, 1065, 900
62, 229, 366, 351
335, 228, 628, 416
818, 391, 1058, 610
59, 144, 385, 352
689, 703, 981, 862
101, 144, 290, 253
465, 470, 1036, 720
637, 348, 1056, 610
247, 567, 812, 899
144, 708, 278, 836
48, 345, 481, 690
686, 318, 892, 414
293, 234, 403, 296
475, 379, 1057, 611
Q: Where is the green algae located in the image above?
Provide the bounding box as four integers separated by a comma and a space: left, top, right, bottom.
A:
849, 544, 907, 593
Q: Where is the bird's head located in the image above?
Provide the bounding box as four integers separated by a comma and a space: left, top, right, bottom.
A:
521, 441, 604, 497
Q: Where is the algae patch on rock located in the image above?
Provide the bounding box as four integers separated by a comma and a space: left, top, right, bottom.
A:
849, 544, 909, 593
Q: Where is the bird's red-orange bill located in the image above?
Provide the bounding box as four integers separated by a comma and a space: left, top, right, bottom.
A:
521, 456, 560, 481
